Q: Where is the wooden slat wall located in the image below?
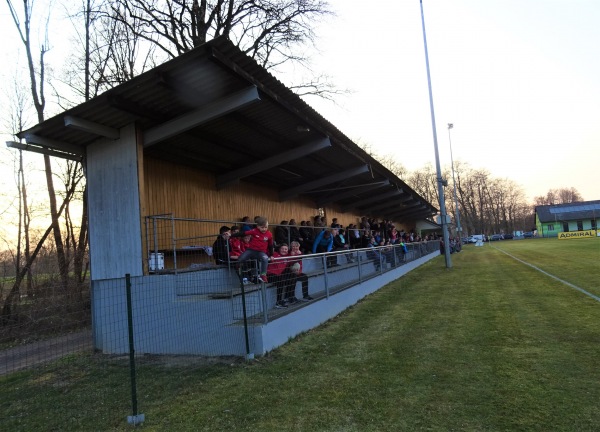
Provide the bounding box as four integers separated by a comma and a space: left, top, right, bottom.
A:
144, 157, 326, 239
325, 207, 411, 233
324, 208, 362, 229
142, 157, 415, 244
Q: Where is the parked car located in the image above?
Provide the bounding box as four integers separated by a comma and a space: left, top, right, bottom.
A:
467, 234, 484, 243
503, 233, 514, 239
523, 231, 534, 238
490, 234, 503, 241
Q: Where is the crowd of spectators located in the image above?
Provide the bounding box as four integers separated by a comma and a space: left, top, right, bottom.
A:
212, 215, 440, 308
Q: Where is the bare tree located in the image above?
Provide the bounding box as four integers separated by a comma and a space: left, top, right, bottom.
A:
409, 161, 532, 236
534, 190, 558, 206
406, 163, 438, 208
3, 78, 35, 298
355, 142, 409, 181
556, 187, 584, 204
490, 178, 526, 234
534, 187, 584, 206
1, 185, 79, 324
41, 0, 155, 295
450, 160, 469, 233
288, 73, 349, 101
58, 161, 87, 286
107, 0, 336, 96
4, 0, 72, 317
377, 154, 409, 180
56, 0, 154, 289
59, 0, 158, 106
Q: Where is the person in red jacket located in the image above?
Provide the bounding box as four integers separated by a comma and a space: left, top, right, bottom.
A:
236, 216, 274, 283
229, 226, 245, 260
268, 243, 295, 308
231, 232, 254, 281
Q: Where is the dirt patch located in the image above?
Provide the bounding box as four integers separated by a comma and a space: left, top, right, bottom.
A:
102, 353, 247, 368
0, 329, 92, 376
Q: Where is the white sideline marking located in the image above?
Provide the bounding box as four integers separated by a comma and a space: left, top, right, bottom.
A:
493, 246, 600, 303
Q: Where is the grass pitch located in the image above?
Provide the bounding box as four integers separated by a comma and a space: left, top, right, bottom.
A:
2, 237, 600, 431
490, 236, 600, 296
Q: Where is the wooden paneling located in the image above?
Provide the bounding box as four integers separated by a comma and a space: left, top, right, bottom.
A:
142, 157, 414, 250
144, 157, 324, 240
323, 207, 408, 232
323, 207, 363, 229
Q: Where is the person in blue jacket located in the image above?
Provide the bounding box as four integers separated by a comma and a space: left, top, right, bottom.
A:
312, 228, 336, 268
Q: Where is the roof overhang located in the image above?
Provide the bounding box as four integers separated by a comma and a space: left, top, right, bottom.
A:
10, 36, 438, 220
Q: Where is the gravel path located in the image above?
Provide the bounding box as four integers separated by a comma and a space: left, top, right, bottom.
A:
0, 329, 93, 376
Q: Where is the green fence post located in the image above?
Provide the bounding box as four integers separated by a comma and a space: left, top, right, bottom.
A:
240, 278, 254, 361
125, 274, 145, 426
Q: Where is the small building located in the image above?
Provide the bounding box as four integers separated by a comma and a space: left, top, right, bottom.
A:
535, 200, 600, 238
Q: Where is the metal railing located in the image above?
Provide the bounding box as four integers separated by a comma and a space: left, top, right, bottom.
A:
144, 213, 438, 274
165, 240, 441, 325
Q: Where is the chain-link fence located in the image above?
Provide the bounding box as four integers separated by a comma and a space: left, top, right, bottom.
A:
1, 239, 440, 426
2, 240, 440, 370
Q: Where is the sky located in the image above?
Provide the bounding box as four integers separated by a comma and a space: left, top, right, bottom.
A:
0, 0, 599, 204
296, 0, 600, 202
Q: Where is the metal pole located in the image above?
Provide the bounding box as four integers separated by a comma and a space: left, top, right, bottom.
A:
419, 0, 452, 267
171, 214, 177, 272
125, 274, 145, 426
322, 255, 330, 299
448, 123, 462, 237
239, 276, 254, 361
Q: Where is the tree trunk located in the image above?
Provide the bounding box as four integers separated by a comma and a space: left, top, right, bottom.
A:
1, 224, 53, 325
43, 154, 70, 289
73, 185, 89, 285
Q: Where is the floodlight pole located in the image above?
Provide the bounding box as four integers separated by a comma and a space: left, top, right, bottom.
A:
419, 0, 452, 267
448, 123, 462, 237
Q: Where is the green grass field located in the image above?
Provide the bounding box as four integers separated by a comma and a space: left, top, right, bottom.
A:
490, 237, 600, 296
2, 238, 600, 431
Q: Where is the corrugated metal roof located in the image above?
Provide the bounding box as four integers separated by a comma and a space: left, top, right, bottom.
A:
16, 36, 438, 221
536, 200, 600, 223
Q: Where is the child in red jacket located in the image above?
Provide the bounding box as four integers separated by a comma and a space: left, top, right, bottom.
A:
268, 243, 295, 308
236, 216, 274, 283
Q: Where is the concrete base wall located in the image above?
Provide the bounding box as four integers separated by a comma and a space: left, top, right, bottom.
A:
91, 252, 439, 357
256, 252, 437, 355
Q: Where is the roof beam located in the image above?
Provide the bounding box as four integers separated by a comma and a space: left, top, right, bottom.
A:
155, 71, 208, 107
216, 137, 331, 189
341, 189, 404, 212
402, 200, 422, 209
396, 207, 427, 218
385, 203, 429, 218
106, 94, 165, 122
279, 165, 370, 201
64, 116, 120, 139
315, 180, 390, 207
355, 194, 417, 215
392, 203, 425, 216
210, 48, 318, 131
24, 134, 84, 156
6, 141, 82, 161
397, 194, 418, 204
364, 200, 411, 215
144, 85, 260, 147
395, 215, 431, 223
391, 207, 433, 220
